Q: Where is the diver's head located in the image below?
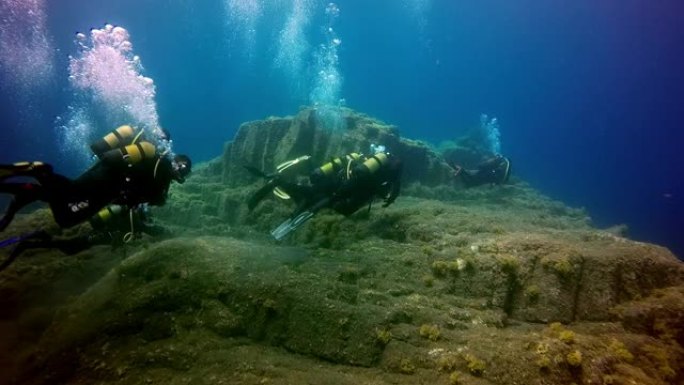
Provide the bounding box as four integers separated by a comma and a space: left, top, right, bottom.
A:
370, 143, 387, 155
172, 154, 192, 183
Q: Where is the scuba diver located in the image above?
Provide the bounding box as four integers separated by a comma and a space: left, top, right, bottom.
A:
450, 154, 511, 188
0, 204, 169, 272
87, 203, 169, 243
246, 144, 403, 240
0, 125, 192, 233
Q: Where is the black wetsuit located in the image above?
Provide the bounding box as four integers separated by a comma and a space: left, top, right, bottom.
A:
0, 155, 176, 231
0, 205, 169, 272
457, 156, 511, 188
273, 152, 402, 218
329, 154, 402, 216
246, 152, 402, 240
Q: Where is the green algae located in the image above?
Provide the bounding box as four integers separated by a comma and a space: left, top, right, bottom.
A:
1, 109, 683, 385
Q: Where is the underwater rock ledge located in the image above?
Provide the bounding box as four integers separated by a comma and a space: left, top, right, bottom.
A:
219, 107, 452, 187
1, 108, 683, 385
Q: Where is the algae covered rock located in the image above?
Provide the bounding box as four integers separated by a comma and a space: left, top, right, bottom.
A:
19, 236, 388, 384
2, 108, 684, 385
219, 107, 452, 187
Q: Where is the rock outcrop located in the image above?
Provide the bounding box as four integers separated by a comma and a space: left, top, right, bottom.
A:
219, 107, 452, 187
1, 108, 683, 385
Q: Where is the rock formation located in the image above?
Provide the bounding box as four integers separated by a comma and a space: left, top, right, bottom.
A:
0, 108, 682, 385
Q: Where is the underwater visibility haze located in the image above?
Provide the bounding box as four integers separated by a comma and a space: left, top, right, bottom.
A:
1, 0, 681, 255
1, 1, 684, 384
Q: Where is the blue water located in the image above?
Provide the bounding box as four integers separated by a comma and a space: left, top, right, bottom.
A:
1, 0, 682, 257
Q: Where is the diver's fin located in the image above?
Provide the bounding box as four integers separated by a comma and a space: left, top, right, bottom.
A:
307, 196, 332, 214
271, 218, 294, 240
275, 182, 316, 206
0, 231, 43, 249
243, 165, 269, 179
248, 181, 277, 211
0, 234, 23, 249
0, 249, 20, 273
0, 167, 13, 181
270, 210, 314, 241
0, 162, 52, 181
0, 231, 48, 273
245, 155, 310, 179
270, 196, 330, 240
247, 175, 316, 211
0, 163, 32, 180
243, 165, 278, 180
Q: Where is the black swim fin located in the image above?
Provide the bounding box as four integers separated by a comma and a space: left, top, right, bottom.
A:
248, 181, 277, 211
243, 165, 275, 179
0, 162, 52, 181
0, 167, 13, 181
0, 231, 48, 273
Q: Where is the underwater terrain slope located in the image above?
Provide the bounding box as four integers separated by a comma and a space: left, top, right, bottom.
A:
0, 108, 682, 385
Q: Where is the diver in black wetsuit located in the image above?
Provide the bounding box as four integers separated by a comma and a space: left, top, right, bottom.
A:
0, 204, 170, 272
451, 154, 512, 188
87, 203, 169, 242
247, 144, 403, 240
0, 125, 192, 232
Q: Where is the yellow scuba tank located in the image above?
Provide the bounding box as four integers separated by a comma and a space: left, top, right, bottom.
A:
101, 141, 156, 166
90, 205, 123, 228
360, 152, 388, 174
90, 125, 136, 156
315, 153, 361, 178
